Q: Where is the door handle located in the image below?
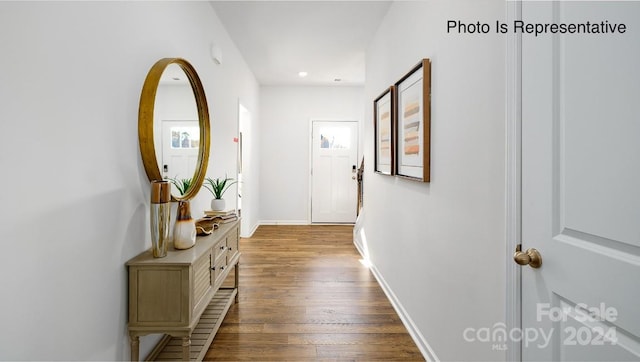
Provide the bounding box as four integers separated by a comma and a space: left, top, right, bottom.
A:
513, 245, 542, 268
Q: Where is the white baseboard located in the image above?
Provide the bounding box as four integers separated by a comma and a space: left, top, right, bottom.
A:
311, 222, 355, 226
259, 220, 309, 226
353, 238, 364, 256
241, 222, 259, 238
353, 240, 439, 362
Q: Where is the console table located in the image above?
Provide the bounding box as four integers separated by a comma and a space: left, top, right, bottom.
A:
127, 220, 240, 361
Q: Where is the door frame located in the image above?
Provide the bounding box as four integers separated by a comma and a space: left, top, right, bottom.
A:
505, 1, 523, 360
308, 119, 359, 224
237, 100, 253, 237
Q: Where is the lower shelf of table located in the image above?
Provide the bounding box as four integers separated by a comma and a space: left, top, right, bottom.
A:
147, 288, 237, 361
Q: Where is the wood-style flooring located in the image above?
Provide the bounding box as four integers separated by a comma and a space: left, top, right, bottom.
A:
204, 225, 425, 361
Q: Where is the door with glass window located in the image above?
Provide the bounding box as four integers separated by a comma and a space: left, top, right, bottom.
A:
311, 121, 358, 223
161, 120, 199, 190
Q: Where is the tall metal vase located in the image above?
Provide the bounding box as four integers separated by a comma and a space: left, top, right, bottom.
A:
150, 180, 171, 258
174, 200, 196, 250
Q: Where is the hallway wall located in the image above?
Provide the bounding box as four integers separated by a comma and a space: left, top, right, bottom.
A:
0, 2, 259, 359
362, 1, 507, 361
259, 86, 364, 224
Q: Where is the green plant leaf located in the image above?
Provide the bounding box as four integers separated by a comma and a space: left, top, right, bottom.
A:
203, 175, 238, 199
168, 176, 192, 196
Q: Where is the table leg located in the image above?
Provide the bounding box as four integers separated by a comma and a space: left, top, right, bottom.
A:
234, 263, 240, 303
130, 335, 139, 361
182, 336, 191, 360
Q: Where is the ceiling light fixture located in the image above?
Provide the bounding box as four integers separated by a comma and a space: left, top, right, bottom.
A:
298, 71, 308, 78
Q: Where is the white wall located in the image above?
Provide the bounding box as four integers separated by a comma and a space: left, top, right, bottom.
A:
0, 2, 258, 360
259, 86, 364, 223
362, 1, 507, 361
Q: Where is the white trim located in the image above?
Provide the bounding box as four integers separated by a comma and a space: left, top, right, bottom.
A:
505, 1, 523, 361
308, 120, 314, 224
240, 221, 259, 238
258, 220, 354, 227
353, 235, 365, 260
311, 223, 355, 226
259, 220, 309, 226
353, 240, 439, 362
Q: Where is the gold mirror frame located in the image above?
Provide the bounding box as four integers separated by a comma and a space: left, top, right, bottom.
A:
138, 58, 211, 201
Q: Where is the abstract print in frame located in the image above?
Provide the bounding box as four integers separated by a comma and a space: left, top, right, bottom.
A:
395, 59, 431, 182
374, 86, 395, 175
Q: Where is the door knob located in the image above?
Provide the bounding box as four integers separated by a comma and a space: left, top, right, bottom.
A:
513, 246, 542, 268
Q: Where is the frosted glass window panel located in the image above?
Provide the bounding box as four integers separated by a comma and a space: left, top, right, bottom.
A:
319, 127, 351, 149
170, 127, 200, 149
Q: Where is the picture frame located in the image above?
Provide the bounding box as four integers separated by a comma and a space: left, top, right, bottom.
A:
395, 59, 431, 182
373, 86, 395, 175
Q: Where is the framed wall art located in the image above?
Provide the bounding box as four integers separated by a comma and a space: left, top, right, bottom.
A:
395, 59, 431, 182
374, 86, 395, 175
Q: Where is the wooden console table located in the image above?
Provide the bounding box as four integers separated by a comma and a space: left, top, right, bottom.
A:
127, 220, 240, 361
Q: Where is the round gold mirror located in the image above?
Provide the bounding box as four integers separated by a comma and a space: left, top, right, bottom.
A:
138, 58, 210, 201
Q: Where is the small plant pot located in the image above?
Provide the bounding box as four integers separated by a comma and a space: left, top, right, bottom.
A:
211, 198, 226, 211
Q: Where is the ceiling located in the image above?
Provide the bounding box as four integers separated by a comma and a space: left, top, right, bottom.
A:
209, 1, 392, 86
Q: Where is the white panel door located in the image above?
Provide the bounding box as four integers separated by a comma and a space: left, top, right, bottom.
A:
311, 121, 358, 223
521, 2, 640, 360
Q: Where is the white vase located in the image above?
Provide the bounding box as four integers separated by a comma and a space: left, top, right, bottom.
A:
173, 200, 196, 250
211, 198, 226, 211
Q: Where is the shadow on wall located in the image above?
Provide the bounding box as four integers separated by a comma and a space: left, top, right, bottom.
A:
2, 187, 148, 360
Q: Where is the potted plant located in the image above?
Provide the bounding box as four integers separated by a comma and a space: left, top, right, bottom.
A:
168, 177, 192, 196
203, 175, 238, 211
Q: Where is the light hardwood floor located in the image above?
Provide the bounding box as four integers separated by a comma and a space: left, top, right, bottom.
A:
205, 225, 425, 361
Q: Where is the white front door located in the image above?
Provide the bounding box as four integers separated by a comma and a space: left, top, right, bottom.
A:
311, 121, 358, 223
521, 2, 640, 360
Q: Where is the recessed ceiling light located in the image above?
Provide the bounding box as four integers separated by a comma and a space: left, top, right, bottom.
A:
298, 71, 308, 78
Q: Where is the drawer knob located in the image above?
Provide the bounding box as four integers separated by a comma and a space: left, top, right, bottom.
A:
210, 266, 216, 271
221, 266, 225, 270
